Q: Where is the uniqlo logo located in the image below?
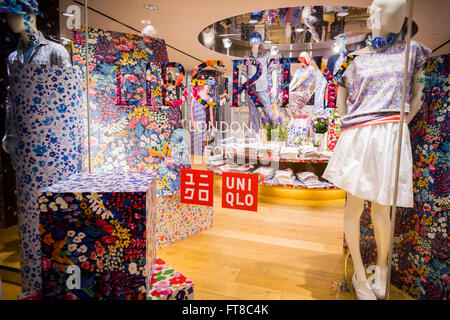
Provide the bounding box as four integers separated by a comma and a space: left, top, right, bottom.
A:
180, 169, 214, 206
222, 172, 258, 212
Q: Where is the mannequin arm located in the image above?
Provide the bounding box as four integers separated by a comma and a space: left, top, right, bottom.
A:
289, 72, 299, 92
2, 88, 15, 154
406, 70, 426, 124
336, 85, 348, 117
190, 95, 196, 130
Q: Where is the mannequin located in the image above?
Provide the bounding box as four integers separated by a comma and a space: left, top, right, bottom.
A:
288, 51, 316, 115
242, 32, 273, 133
323, 0, 430, 300
1, 3, 77, 293
327, 35, 351, 75
3, 12, 71, 158
269, 45, 280, 101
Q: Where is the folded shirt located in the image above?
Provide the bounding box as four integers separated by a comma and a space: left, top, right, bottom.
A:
275, 168, 295, 185
280, 146, 300, 160
253, 166, 275, 180
296, 171, 324, 188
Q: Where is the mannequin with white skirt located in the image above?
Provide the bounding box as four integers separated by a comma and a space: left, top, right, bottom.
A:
322, 0, 430, 300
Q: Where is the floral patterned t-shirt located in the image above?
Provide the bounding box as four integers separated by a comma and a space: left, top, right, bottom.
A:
338, 40, 431, 129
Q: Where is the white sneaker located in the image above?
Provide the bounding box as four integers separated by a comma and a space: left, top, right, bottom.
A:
352, 274, 377, 300
372, 267, 388, 300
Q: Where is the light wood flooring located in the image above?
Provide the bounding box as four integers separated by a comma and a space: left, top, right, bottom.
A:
0, 184, 411, 300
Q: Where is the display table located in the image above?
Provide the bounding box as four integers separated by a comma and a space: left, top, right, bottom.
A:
39, 173, 157, 300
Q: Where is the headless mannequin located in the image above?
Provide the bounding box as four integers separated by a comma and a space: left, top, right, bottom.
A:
336, 0, 426, 299
243, 42, 272, 133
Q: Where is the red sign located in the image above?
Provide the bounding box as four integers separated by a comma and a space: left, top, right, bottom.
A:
222, 172, 258, 211
180, 169, 214, 206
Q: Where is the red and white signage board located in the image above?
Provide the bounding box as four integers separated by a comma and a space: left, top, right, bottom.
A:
180, 169, 214, 206
222, 172, 258, 212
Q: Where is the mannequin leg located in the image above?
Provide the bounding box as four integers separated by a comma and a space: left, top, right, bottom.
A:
370, 202, 391, 299
247, 97, 261, 133
371, 202, 391, 270
255, 90, 273, 123
344, 193, 366, 282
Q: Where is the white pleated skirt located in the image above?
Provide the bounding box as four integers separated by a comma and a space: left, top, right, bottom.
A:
322, 122, 414, 208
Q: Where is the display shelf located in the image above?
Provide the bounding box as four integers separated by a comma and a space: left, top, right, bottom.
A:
231, 152, 329, 163
211, 171, 339, 190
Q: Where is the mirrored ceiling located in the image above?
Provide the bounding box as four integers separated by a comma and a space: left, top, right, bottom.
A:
199, 6, 373, 58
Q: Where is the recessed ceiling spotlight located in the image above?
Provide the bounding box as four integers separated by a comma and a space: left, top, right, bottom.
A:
141, 19, 151, 25
249, 19, 258, 24
295, 28, 305, 33
144, 4, 158, 10
142, 25, 156, 36
62, 12, 74, 17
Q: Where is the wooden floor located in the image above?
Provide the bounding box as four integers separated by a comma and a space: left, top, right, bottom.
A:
0, 185, 411, 300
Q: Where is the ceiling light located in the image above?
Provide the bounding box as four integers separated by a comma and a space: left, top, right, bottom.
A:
142, 25, 156, 36
222, 38, 232, 49
295, 28, 305, 33
140, 19, 151, 25
249, 19, 258, 24
336, 12, 348, 17
264, 40, 272, 44
62, 12, 74, 17
144, 4, 158, 10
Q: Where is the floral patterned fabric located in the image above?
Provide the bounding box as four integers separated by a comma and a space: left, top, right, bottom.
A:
8, 64, 83, 293
147, 257, 194, 300
156, 194, 213, 249
40, 173, 157, 300
338, 41, 431, 130
19, 257, 193, 300
344, 54, 449, 300
71, 27, 191, 196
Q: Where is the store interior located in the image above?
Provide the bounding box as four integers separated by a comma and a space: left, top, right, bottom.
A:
0, 0, 448, 300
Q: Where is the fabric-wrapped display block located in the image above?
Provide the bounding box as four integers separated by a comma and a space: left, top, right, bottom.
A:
147, 257, 194, 300
156, 194, 213, 249
8, 64, 83, 293
71, 27, 192, 197
39, 173, 157, 300
19, 256, 194, 300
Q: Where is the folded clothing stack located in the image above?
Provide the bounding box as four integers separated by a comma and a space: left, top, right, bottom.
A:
218, 163, 254, 174
253, 166, 275, 181
207, 154, 225, 171
280, 146, 300, 160
298, 145, 322, 160
217, 137, 236, 145
296, 171, 323, 188
318, 150, 333, 159
275, 168, 295, 185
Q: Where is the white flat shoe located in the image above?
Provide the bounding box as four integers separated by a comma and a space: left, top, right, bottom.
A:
352, 274, 377, 300
372, 267, 388, 300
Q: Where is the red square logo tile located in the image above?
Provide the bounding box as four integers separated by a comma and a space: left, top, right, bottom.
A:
180, 169, 214, 206
222, 172, 258, 212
